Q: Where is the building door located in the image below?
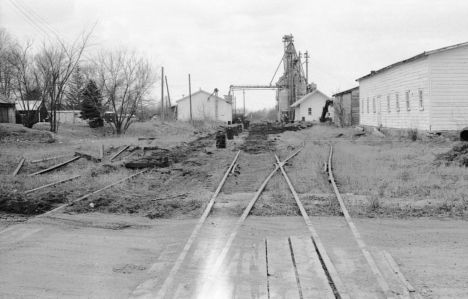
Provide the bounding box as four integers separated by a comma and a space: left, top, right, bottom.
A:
377, 96, 382, 126
0, 107, 9, 123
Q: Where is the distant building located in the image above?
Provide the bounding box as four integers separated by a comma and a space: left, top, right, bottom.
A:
357, 42, 468, 131
56, 110, 85, 124
0, 96, 15, 123
333, 86, 360, 126
15, 100, 46, 123
291, 89, 332, 122
175, 89, 232, 123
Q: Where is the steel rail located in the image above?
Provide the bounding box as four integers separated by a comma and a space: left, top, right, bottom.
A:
28, 156, 81, 176
197, 146, 304, 296
274, 154, 349, 299
24, 175, 81, 194
12, 158, 25, 176
130, 150, 241, 299
40, 169, 149, 217
30, 154, 72, 164
109, 145, 130, 162
327, 145, 394, 299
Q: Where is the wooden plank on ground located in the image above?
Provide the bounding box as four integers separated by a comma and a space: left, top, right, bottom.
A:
28, 156, 80, 176
110, 145, 130, 161
220, 240, 268, 299
266, 238, 301, 299
12, 158, 25, 176
289, 236, 335, 299
99, 144, 104, 159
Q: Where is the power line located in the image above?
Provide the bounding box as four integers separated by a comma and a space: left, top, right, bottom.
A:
7, 0, 52, 40
15, 0, 62, 39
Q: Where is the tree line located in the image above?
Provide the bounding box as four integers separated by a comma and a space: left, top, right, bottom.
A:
0, 28, 157, 134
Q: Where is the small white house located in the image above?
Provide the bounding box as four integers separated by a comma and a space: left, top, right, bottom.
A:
357, 41, 468, 131
291, 89, 331, 122
56, 110, 85, 124
176, 89, 232, 123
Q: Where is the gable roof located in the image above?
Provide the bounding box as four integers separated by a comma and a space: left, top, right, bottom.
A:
332, 86, 359, 97
175, 89, 229, 104
290, 89, 330, 108
356, 41, 468, 81
16, 100, 42, 111
0, 95, 14, 105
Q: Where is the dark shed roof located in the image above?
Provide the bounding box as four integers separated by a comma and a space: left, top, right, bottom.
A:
332, 86, 359, 97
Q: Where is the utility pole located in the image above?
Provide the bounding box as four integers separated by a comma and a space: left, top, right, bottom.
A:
188, 74, 192, 121
161, 67, 164, 121
304, 51, 309, 85
165, 75, 172, 119
243, 89, 246, 117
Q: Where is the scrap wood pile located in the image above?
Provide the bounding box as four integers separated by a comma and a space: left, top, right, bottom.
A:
239, 121, 313, 153
435, 142, 468, 167
124, 133, 216, 169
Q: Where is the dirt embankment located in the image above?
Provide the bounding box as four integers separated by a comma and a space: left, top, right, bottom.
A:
0, 123, 55, 143
123, 132, 216, 169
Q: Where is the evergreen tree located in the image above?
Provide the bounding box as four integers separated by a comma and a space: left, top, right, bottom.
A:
80, 80, 103, 127
65, 65, 85, 110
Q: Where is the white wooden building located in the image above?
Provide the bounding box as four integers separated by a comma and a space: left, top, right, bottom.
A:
175, 89, 232, 123
357, 42, 468, 131
291, 89, 331, 122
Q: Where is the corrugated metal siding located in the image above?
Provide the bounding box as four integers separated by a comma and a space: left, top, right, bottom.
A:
359, 57, 431, 130
429, 46, 468, 130
351, 89, 360, 125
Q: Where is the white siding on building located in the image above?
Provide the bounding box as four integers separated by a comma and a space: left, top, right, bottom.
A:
359, 57, 431, 130
292, 90, 330, 122
176, 90, 232, 123
359, 43, 468, 131
56, 110, 85, 124
429, 46, 468, 130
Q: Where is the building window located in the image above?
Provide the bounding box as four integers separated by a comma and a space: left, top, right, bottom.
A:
418, 89, 424, 110
406, 90, 411, 111
308, 107, 312, 115
387, 95, 391, 112
372, 97, 376, 113
395, 92, 400, 112
367, 98, 369, 113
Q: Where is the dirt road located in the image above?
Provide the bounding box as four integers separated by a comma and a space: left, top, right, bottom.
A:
0, 213, 467, 298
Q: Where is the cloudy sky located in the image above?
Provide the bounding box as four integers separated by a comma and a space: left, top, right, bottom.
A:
1, 0, 468, 110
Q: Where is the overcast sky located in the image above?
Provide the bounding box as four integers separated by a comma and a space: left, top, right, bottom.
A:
1, 0, 468, 110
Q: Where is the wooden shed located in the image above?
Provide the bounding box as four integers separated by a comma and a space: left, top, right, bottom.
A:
0, 96, 16, 123
333, 86, 360, 126
357, 41, 468, 131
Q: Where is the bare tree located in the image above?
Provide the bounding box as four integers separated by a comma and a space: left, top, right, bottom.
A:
7, 41, 46, 128
36, 31, 92, 132
95, 49, 156, 134
0, 29, 17, 101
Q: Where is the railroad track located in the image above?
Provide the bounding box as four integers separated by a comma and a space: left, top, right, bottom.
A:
130, 143, 422, 299
1, 140, 422, 299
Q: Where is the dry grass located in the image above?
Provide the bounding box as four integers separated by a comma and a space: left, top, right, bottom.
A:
0, 121, 225, 217
331, 135, 468, 217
